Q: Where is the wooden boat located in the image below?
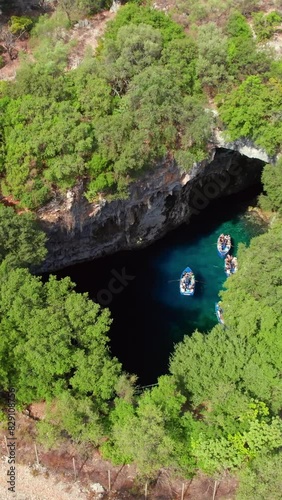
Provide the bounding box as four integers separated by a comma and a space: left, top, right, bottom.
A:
217, 234, 232, 258
224, 255, 238, 277
215, 302, 224, 325
180, 267, 195, 296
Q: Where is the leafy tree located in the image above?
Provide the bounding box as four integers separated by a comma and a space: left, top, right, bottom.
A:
169, 328, 248, 411
225, 12, 271, 81
1, 95, 93, 206
192, 416, 282, 476
0, 205, 47, 270
74, 73, 114, 118
103, 4, 185, 45
114, 372, 138, 403
259, 158, 282, 213
102, 376, 195, 478
161, 36, 198, 93
236, 452, 282, 500
195, 23, 229, 91
9, 16, 33, 36
86, 172, 116, 200
100, 23, 163, 95
0, 269, 121, 405
101, 398, 136, 464
30, 11, 70, 40
9, 46, 71, 101
37, 392, 105, 448
226, 11, 253, 39
218, 76, 282, 155
252, 11, 282, 42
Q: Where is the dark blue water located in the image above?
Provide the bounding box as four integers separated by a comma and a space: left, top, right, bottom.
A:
56, 185, 266, 385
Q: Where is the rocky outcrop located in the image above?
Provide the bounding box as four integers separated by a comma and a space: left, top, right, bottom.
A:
214, 130, 275, 164
37, 146, 267, 272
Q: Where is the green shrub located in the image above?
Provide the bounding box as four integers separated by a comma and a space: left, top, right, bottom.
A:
9, 16, 33, 36
259, 159, 282, 214
226, 11, 253, 39
31, 12, 70, 40
252, 11, 282, 42
225, 11, 271, 80
218, 76, 282, 155
104, 4, 185, 45
85, 172, 116, 200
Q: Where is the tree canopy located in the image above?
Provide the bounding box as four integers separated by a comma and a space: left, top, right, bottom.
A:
0, 204, 47, 270
0, 4, 281, 207
218, 76, 282, 156
0, 268, 121, 407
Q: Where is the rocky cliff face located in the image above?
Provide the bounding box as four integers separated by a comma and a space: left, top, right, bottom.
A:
37, 146, 267, 272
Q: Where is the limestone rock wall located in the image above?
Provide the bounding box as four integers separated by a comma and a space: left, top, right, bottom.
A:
37, 147, 265, 272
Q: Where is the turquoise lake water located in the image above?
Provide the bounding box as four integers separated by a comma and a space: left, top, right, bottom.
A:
57, 185, 266, 385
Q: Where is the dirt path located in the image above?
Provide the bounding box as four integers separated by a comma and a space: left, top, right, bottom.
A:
0, 459, 89, 500
67, 11, 115, 70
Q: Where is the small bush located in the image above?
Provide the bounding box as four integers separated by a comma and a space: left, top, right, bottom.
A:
9, 16, 33, 36
85, 172, 116, 201
252, 11, 282, 42
226, 11, 253, 39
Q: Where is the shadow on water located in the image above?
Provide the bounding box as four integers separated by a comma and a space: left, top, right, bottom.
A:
55, 183, 267, 385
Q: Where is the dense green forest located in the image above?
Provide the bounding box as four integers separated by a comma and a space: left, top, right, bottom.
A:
1, 0, 282, 496
0, 1, 281, 207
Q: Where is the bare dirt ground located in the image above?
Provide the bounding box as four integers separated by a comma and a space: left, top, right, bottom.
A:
0, 38, 29, 81
67, 11, 115, 70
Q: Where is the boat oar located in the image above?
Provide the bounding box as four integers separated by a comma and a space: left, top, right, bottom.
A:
168, 278, 205, 284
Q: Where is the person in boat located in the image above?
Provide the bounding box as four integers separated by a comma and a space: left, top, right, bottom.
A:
187, 273, 194, 289
225, 255, 232, 272
181, 278, 187, 292
182, 272, 191, 291
218, 234, 226, 251
217, 304, 223, 320
231, 257, 238, 271
219, 309, 224, 323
